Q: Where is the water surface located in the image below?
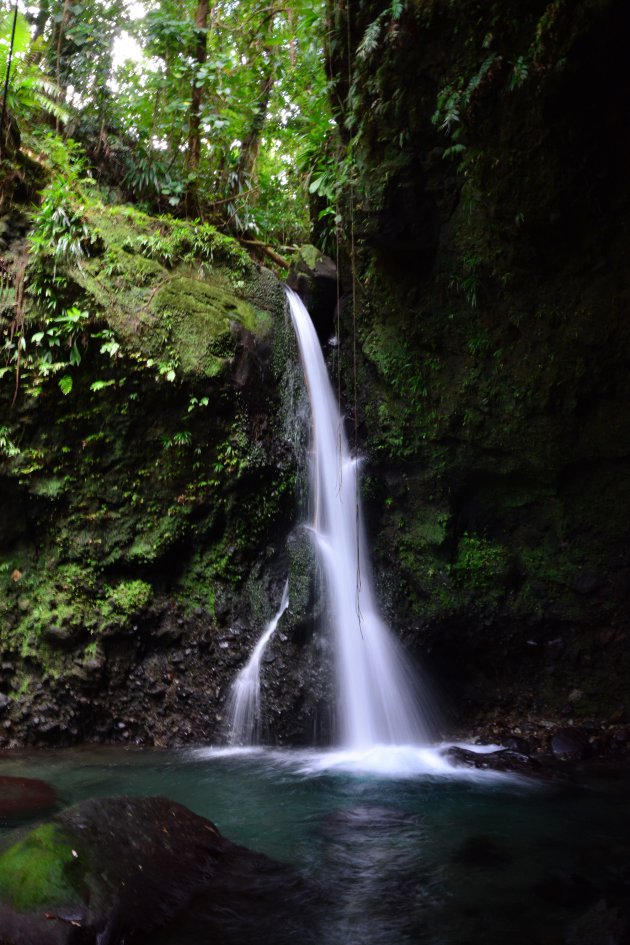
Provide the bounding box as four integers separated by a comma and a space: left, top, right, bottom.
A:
1, 744, 628, 944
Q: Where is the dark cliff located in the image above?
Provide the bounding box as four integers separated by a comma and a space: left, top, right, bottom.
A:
327, 0, 630, 732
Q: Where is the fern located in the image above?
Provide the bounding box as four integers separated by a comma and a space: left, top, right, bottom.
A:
58, 375, 73, 396
465, 54, 498, 101
0, 15, 67, 128
357, 18, 383, 60
509, 56, 529, 91
0, 426, 20, 457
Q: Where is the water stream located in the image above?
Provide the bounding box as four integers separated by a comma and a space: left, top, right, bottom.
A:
286, 287, 432, 748
227, 580, 289, 745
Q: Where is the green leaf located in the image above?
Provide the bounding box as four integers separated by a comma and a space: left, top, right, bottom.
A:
58, 375, 73, 396
69, 341, 82, 366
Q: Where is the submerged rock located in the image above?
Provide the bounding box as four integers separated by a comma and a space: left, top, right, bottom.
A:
452, 834, 512, 869
445, 746, 542, 776
0, 776, 57, 825
0, 795, 320, 945
565, 899, 629, 945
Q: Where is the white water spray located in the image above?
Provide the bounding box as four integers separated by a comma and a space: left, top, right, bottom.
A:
286, 287, 433, 749
227, 580, 289, 746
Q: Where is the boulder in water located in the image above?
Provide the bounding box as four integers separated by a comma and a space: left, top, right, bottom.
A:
0, 775, 57, 824
445, 746, 542, 776
0, 795, 319, 945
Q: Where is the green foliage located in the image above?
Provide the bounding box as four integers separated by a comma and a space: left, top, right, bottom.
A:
210, 414, 266, 486
0, 426, 20, 457
0, 11, 68, 130
432, 53, 499, 159
99, 580, 153, 624
357, 0, 405, 63
509, 55, 529, 90
1, 0, 336, 248
28, 147, 92, 275
162, 430, 192, 450
449, 254, 482, 308
129, 218, 249, 272
77, 0, 332, 243
58, 374, 73, 395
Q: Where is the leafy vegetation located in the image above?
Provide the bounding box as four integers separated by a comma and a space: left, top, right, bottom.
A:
0, 0, 334, 247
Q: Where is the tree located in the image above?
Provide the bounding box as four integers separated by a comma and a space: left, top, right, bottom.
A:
186, 0, 210, 210
1, 0, 338, 247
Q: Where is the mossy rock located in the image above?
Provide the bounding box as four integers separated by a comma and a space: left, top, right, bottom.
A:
0, 822, 80, 911
151, 276, 265, 377
0, 795, 315, 945
70, 204, 275, 381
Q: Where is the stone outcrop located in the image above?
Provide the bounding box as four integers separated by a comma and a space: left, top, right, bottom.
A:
326, 0, 630, 726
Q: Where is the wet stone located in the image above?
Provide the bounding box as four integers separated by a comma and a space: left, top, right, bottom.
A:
0, 776, 58, 825
445, 747, 542, 776
0, 791, 324, 945
550, 727, 589, 762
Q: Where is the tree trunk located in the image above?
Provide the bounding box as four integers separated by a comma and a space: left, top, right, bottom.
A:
53, 0, 73, 132
232, 51, 274, 196
186, 0, 210, 215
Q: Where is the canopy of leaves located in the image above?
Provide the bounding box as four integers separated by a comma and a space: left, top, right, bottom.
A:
0, 0, 339, 248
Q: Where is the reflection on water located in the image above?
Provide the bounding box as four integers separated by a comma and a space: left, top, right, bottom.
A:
0, 745, 629, 945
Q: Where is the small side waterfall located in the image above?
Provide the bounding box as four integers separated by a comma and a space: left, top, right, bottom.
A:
286, 287, 432, 749
227, 581, 289, 746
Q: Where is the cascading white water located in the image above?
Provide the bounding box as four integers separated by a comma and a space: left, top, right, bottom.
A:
287, 287, 432, 749
227, 580, 289, 746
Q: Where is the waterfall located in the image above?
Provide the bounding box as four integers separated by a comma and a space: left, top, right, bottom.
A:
227, 580, 289, 746
286, 287, 432, 749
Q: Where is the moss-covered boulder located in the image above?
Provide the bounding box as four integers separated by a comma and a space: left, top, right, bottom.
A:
0, 795, 318, 945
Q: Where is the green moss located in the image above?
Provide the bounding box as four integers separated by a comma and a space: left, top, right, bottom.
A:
67, 203, 273, 384
292, 244, 324, 270
0, 823, 79, 911
151, 276, 263, 378
452, 534, 510, 592
125, 511, 189, 564
175, 549, 217, 615
398, 509, 450, 555
100, 579, 153, 621
102, 246, 164, 287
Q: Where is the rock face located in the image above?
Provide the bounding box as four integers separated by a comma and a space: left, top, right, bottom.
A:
326, 0, 630, 726
287, 245, 337, 343
0, 795, 319, 945
0, 209, 331, 748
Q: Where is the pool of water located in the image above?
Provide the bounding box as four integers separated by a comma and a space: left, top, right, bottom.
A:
1, 744, 628, 945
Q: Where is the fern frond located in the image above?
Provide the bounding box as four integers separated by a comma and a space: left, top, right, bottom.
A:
357, 18, 383, 61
